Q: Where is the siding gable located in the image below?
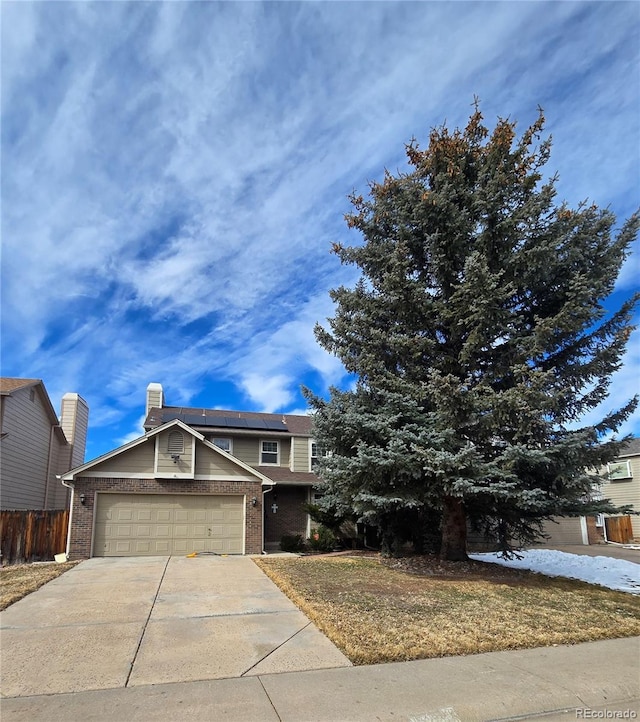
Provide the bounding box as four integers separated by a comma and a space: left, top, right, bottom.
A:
79, 439, 156, 477
195, 443, 260, 478
154, 428, 194, 478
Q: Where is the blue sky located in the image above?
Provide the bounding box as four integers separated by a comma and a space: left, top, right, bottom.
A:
2, 2, 639, 461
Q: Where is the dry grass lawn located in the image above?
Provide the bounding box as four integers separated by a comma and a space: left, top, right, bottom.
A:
0, 562, 78, 610
254, 553, 640, 665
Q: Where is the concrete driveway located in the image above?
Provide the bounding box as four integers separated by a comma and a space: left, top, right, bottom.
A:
0, 555, 351, 698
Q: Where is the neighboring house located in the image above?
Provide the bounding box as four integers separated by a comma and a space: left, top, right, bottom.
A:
62, 383, 320, 558
541, 437, 640, 545
0, 378, 89, 510
598, 437, 640, 539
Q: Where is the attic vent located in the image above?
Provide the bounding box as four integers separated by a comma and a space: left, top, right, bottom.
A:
167, 430, 184, 454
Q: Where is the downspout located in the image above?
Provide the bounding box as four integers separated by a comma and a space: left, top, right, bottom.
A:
59, 476, 74, 559
262, 485, 274, 555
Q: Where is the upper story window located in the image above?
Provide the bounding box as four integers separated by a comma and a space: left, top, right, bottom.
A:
310, 441, 330, 470
261, 440, 279, 465
167, 430, 185, 454
212, 438, 232, 454
29, 388, 35, 402
607, 460, 632, 481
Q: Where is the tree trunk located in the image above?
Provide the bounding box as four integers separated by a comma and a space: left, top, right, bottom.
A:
440, 495, 468, 561
380, 523, 401, 558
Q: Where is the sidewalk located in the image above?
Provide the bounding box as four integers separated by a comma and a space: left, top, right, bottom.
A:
2, 636, 638, 721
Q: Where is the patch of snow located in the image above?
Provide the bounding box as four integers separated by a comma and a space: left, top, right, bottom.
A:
469, 549, 640, 594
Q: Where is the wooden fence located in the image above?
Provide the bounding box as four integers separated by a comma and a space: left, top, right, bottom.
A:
0, 510, 69, 565
605, 515, 634, 544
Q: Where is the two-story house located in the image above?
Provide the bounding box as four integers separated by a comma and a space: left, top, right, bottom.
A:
61, 383, 320, 558
540, 437, 640, 545
1, 378, 89, 510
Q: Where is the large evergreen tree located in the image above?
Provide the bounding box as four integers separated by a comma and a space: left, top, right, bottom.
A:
305, 105, 639, 561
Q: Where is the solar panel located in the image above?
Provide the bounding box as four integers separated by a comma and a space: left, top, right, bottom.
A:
162, 411, 182, 422
203, 416, 229, 427
246, 419, 267, 429
264, 419, 288, 431
225, 417, 249, 428
159, 410, 289, 432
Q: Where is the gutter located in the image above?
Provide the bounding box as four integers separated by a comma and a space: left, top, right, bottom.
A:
59, 476, 74, 559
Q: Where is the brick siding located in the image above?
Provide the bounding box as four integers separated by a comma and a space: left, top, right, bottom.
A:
264, 485, 310, 545
69, 477, 264, 558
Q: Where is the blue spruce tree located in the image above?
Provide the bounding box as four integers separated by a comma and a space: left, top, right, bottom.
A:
305, 104, 639, 561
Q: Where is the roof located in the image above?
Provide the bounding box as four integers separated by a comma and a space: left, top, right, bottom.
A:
145, 405, 313, 436
0, 378, 42, 394
251, 467, 318, 485
0, 377, 64, 431
619, 437, 640, 458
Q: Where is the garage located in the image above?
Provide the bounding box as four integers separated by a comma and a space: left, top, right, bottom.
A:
94, 493, 245, 556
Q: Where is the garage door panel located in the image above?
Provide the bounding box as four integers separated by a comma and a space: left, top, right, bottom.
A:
94, 494, 245, 557
189, 524, 209, 537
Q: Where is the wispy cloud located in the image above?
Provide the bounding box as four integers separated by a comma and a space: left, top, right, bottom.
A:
2, 1, 638, 457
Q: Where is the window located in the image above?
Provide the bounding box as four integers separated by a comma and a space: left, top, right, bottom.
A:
167, 430, 184, 454
310, 441, 331, 470
212, 438, 232, 454
310, 442, 320, 468
261, 440, 279, 465
29, 388, 35, 402
607, 460, 632, 481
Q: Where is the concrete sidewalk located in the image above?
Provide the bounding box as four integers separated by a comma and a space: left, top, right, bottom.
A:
2, 636, 638, 721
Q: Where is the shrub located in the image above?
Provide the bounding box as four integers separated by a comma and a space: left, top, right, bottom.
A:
308, 526, 336, 553
280, 534, 306, 553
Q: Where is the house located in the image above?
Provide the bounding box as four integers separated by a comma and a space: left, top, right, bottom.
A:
598, 437, 640, 540
540, 437, 640, 545
0, 378, 89, 510
61, 383, 320, 558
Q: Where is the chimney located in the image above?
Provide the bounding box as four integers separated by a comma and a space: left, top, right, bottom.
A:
60, 393, 89, 468
146, 382, 164, 416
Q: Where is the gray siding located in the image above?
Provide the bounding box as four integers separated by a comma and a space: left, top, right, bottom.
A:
229, 436, 291, 468
231, 437, 258, 466
195, 444, 255, 476
291, 437, 310, 472
0, 386, 63, 509
47, 439, 70, 509
89, 441, 155, 475
278, 438, 291, 468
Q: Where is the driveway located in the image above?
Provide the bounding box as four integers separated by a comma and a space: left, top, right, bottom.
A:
0, 556, 351, 698
533, 543, 640, 564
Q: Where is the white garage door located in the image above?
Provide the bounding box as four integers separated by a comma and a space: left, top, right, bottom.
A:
94, 494, 245, 556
